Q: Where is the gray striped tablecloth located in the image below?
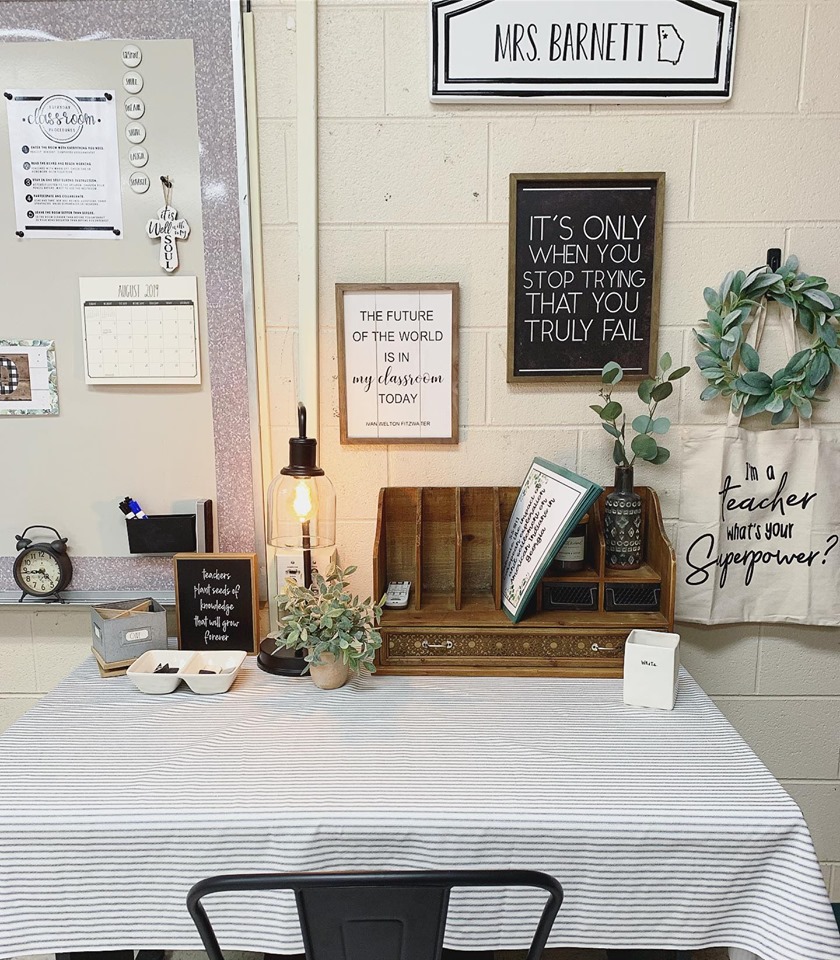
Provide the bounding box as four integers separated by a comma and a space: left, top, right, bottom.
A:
0, 659, 837, 960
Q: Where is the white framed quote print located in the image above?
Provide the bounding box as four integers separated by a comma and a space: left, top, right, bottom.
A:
336, 284, 459, 444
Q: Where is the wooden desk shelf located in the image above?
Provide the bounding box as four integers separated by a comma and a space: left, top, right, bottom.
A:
373, 486, 676, 677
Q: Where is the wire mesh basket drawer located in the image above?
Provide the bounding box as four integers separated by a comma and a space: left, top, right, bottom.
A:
604, 583, 661, 612
542, 582, 599, 611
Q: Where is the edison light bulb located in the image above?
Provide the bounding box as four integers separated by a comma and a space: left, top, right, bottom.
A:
293, 480, 313, 521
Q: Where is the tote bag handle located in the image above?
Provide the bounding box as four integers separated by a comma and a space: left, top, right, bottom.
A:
726, 299, 812, 435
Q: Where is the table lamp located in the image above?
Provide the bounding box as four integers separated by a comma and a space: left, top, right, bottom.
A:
259, 403, 336, 676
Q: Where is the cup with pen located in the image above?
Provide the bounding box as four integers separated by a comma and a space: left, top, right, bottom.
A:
120, 496, 148, 520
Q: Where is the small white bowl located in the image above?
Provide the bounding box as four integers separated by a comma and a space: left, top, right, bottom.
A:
126, 649, 194, 694
180, 650, 247, 694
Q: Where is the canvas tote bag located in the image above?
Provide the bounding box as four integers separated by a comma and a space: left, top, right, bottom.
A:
676, 302, 840, 625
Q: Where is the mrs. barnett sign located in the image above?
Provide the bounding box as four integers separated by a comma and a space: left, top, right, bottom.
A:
430, 0, 739, 101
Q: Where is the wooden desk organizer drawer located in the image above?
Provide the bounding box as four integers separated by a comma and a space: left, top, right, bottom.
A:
381, 627, 628, 676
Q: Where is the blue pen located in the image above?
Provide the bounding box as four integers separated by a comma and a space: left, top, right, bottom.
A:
129, 498, 148, 520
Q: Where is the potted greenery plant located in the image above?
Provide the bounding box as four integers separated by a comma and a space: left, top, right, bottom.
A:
591, 354, 688, 569
275, 564, 384, 689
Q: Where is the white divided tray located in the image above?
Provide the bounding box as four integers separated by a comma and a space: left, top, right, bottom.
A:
126, 649, 247, 695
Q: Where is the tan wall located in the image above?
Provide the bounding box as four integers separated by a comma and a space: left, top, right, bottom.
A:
2, 0, 839, 899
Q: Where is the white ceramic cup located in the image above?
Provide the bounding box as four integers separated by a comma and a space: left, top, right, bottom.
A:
623, 629, 681, 711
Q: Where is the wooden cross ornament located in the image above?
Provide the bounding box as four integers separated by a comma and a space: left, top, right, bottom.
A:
147, 206, 190, 273
146, 177, 190, 273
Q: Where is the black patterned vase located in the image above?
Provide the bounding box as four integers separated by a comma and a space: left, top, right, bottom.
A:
604, 466, 643, 570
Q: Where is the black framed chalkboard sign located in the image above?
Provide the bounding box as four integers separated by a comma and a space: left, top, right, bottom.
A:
174, 553, 259, 654
508, 173, 664, 382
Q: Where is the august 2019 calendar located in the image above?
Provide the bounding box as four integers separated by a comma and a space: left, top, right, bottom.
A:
79, 276, 201, 385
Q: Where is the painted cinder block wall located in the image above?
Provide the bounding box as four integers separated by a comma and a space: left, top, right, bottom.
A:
1, 0, 838, 896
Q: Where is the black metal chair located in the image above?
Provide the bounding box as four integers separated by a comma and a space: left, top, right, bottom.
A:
187, 869, 564, 960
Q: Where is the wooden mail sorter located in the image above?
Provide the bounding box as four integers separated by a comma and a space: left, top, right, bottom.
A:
373, 486, 676, 677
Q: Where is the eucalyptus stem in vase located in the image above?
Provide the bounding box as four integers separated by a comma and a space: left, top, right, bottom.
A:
591, 354, 688, 569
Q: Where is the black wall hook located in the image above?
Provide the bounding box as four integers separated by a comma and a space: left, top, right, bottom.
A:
767, 248, 782, 272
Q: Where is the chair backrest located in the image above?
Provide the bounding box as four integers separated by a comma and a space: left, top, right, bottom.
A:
187, 869, 563, 960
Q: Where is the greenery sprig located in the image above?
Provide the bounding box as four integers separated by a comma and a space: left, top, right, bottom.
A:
275, 564, 384, 674
695, 256, 840, 424
591, 355, 689, 467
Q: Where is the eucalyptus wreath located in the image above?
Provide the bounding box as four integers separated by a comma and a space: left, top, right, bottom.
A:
695, 256, 840, 424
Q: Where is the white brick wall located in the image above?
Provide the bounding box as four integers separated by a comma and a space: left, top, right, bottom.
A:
3, 0, 840, 896
284, 0, 840, 882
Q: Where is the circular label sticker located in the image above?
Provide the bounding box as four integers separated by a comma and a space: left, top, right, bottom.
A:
32, 94, 92, 144
128, 145, 149, 168
121, 44, 142, 67
129, 171, 151, 194
123, 71, 144, 94
124, 97, 145, 119
125, 121, 146, 144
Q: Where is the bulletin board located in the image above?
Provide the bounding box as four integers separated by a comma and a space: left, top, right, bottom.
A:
0, 0, 262, 601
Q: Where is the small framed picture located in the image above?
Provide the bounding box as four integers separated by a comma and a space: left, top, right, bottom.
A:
0, 340, 58, 416
336, 283, 459, 444
174, 553, 259, 654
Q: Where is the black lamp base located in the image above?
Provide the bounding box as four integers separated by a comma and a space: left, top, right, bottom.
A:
257, 637, 309, 677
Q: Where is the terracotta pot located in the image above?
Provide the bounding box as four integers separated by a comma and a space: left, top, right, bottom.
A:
308, 650, 352, 690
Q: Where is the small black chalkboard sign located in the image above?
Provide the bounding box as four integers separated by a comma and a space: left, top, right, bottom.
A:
508, 173, 664, 382
174, 553, 259, 654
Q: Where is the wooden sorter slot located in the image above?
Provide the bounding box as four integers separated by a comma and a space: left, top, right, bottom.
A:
373, 486, 676, 677
421, 487, 457, 606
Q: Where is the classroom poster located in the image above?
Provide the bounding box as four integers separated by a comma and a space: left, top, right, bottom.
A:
337, 284, 458, 443
5, 89, 123, 239
508, 174, 663, 381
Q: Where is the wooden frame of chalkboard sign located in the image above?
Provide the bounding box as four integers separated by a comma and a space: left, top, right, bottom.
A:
174, 553, 259, 654
336, 283, 459, 445
508, 173, 665, 383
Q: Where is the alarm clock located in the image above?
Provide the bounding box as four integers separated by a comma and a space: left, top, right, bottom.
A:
13, 526, 73, 603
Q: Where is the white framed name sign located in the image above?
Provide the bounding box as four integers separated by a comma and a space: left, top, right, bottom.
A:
430, 0, 739, 102
336, 283, 459, 445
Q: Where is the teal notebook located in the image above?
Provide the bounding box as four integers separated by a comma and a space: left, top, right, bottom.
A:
501, 458, 603, 623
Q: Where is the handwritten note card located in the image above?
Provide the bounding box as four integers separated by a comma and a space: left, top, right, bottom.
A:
502, 459, 602, 622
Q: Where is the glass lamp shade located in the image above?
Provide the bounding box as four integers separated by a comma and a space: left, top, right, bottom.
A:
267, 472, 336, 549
